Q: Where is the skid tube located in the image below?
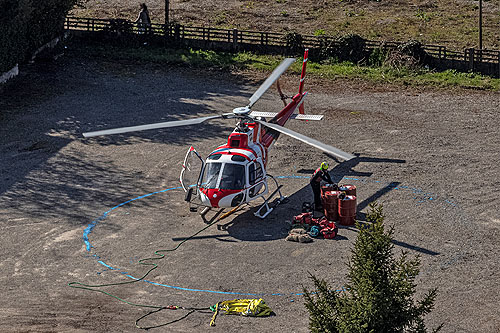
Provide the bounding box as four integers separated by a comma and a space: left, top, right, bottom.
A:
254, 175, 287, 219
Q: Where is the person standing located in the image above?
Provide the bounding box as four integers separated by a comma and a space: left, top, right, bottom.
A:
310, 162, 334, 210
135, 3, 151, 34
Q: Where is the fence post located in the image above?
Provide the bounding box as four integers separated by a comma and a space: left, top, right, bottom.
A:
470, 48, 475, 71
174, 24, 181, 41
498, 51, 500, 78
466, 48, 474, 71
232, 29, 238, 50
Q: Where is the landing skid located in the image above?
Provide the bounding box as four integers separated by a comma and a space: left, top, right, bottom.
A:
200, 206, 225, 224
254, 175, 287, 219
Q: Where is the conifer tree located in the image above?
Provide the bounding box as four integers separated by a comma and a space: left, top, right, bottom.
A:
304, 203, 441, 333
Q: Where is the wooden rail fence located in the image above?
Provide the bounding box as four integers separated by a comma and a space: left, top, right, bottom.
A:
65, 17, 500, 78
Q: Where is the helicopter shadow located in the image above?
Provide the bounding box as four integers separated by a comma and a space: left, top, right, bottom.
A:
211, 154, 440, 256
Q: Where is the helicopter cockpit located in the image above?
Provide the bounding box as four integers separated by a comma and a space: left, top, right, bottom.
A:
201, 155, 246, 190
190, 151, 267, 208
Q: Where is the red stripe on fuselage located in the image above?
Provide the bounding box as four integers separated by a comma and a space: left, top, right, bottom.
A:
202, 188, 242, 208
213, 145, 259, 161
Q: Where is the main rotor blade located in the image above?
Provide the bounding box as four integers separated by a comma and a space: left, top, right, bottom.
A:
255, 120, 355, 161
248, 58, 296, 108
83, 114, 233, 138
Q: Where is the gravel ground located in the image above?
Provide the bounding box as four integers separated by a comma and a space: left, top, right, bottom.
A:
0, 53, 499, 332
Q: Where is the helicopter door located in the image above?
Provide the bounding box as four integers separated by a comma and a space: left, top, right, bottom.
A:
246, 160, 268, 201
180, 146, 204, 193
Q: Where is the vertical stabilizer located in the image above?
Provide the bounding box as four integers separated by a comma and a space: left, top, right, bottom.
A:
298, 49, 308, 114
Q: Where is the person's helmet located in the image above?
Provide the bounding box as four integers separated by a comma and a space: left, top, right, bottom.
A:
320, 162, 328, 170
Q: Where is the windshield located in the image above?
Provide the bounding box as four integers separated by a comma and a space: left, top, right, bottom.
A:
220, 163, 246, 190
201, 162, 221, 189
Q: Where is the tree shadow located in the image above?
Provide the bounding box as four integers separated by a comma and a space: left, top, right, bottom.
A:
0, 48, 255, 226
392, 240, 439, 256
325, 154, 407, 183
0, 146, 151, 231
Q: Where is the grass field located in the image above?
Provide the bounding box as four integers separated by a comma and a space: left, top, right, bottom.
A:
71, 0, 500, 50
68, 40, 500, 91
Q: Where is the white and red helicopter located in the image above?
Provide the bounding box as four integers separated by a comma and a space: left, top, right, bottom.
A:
83, 49, 354, 218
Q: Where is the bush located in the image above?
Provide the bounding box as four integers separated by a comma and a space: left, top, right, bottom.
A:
311, 33, 367, 63
384, 51, 421, 72
303, 203, 442, 333
284, 32, 303, 56
317, 36, 338, 61
368, 46, 389, 67
105, 19, 134, 34
0, 0, 80, 73
397, 39, 427, 64
336, 33, 366, 63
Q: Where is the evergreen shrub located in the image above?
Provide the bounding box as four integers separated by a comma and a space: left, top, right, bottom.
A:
303, 203, 442, 333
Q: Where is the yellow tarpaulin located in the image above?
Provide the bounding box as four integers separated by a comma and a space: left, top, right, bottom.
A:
210, 298, 274, 326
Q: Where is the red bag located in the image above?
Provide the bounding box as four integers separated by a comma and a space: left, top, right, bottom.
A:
318, 216, 330, 228
320, 222, 338, 239
293, 212, 312, 225
310, 217, 321, 226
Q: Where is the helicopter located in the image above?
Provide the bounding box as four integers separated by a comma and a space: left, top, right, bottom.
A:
83, 49, 355, 218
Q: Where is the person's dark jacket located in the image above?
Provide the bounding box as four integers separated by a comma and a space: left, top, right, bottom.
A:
310, 167, 333, 184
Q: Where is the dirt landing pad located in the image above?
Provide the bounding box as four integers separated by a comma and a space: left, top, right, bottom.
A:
0, 56, 499, 332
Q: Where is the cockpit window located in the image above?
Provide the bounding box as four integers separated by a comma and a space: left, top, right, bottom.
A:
249, 161, 264, 185
208, 154, 222, 160
219, 163, 245, 190
231, 155, 246, 162
201, 162, 221, 189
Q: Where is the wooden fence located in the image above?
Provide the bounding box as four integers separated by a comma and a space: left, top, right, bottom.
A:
65, 17, 500, 77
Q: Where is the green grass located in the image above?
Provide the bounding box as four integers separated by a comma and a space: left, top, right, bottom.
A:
72, 42, 500, 91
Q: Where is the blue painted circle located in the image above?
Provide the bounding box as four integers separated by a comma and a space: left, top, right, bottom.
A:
82, 175, 457, 297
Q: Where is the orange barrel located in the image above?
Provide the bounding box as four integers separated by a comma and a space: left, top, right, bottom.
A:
339, 184, 356, 197
322, 190, 340, 221
338, 195, 357, 226
321, 184, 338, 200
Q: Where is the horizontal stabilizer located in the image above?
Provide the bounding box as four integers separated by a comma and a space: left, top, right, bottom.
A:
250, 111, 323, 121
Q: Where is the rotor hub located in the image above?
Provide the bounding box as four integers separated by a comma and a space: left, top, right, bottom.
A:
233, 106, 251, 116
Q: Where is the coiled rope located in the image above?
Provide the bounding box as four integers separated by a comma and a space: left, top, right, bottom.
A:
69, 205, 240, 329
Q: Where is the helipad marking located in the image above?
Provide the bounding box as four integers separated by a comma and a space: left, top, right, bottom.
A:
81, 175, 458, 296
